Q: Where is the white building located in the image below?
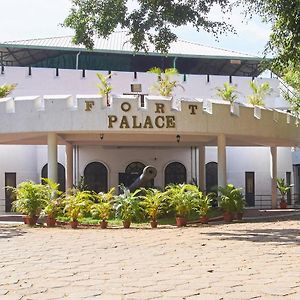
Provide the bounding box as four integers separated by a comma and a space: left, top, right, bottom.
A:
0, 32, 299, 212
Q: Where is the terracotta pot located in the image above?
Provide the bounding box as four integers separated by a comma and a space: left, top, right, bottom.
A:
200, 215, 209, 224
279, 201, 288, 209
25, 215, 38, 226
236, 212, 243, 220
223, 212, 234, 223
100, 220, 108, 229
176, 216, 187, 227
46, 216, 56, 227
70, 220, 79, 229
22, 215, 29, 225
123, 220, 131, 228
150, 220, 158, 228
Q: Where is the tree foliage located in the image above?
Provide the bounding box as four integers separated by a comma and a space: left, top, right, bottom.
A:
238, 0, 300, 72
64, 0, 233, 53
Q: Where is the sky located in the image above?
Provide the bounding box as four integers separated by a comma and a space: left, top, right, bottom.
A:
0, 0, 271, 56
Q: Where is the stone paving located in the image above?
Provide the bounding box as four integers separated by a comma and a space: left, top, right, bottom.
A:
1, 218, 300, 299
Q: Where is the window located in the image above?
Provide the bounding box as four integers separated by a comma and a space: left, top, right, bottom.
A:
41, 163, 66, 192
165, 162, 187, 186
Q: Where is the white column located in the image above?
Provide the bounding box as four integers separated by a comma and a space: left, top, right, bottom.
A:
218, 134, 227, 188
47, 133, 58, 183
270, 146, 277, 209
65, 143, 73, 191
198, 145, 206, 192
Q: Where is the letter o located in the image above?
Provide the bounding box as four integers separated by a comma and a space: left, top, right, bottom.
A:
121, 102, 131, 112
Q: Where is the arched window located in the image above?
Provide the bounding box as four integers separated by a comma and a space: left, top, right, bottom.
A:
206, 162, 218, 193
41, 163, 66, 192
84, 162, 108, 193
165, 162, 187, 186
125, 162, 146, 175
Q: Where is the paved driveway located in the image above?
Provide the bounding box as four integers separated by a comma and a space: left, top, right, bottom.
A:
1, 219, 300, 300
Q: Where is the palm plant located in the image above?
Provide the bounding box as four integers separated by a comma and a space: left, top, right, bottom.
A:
148, 67, 184, 97
277, 178, 292, 208
96, 72, 113, 105
139, 188, 167, 227
11, 181, 48, 217
247, 81, 271, 106
114, 187, 143, 228
63, 190, 93, 228
165, 184, 198, 220
216, 82, 238, 104
0, 83, 16, 98
193, 192, 213, 217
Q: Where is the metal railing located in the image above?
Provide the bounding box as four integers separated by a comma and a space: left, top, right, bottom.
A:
249, 194, 300, 209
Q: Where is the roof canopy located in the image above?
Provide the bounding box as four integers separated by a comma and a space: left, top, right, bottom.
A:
0, 32, 263, 76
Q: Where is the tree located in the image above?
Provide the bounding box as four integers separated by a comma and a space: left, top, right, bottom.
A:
64, 0, 233, 53
238, 0, 300, 73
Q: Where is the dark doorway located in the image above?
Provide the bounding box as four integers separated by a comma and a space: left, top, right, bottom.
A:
165, 162, 187, 186
84, 162, 108, 193
245, 172, 255, 207
5, 172, 16, 212
206, 162, 218, 193
42, 163, 66, 192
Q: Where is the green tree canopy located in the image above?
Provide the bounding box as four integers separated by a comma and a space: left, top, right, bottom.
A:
64, 0, 233, 53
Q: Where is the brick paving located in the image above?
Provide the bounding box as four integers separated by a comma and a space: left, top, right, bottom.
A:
1, 218, 300, 299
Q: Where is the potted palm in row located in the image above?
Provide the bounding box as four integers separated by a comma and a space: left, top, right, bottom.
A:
218, 184, 245, 222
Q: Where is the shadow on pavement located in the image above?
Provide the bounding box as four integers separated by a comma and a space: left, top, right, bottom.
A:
206, 228, 300, 245
0, 226, 26, 239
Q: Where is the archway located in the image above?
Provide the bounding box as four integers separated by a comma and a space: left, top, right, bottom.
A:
84, 162, 108, 193
165, 162, 187, 186
41, 163, 66, 192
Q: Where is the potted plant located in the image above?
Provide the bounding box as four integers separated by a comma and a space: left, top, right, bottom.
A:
140, 188, 167, 228
165, 183, 198, 227
247, 81, 271, 106
0, 83, 16, 98
276, 178, 293, 209
218, 184, 239, 222
96, 72, 113, 106
193, 192, 213, 224
42, 178, 63, 227
90, 188, 115, 229
114, 187, 142, 228
11, 181, 48, 226
63, 190, 93, 229
234, 191, 246, 220
216, 82, 238, 104
148, 67, 184, 98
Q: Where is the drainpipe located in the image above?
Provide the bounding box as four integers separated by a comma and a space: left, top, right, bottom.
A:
173, 57, 178, 69
76, 51, 81, 70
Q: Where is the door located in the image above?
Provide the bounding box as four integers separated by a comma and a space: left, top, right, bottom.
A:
5, 172, 16, 212
245, 172, 255, 207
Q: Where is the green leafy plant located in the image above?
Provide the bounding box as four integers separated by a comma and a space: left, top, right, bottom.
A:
140, 188, 167, 221
63, 190, 93, 221
216, 82, 238, 104
193, 192, 214, 217
218, 184, 242, 213
90, 188, 115, 221
0, 83, 16, 98
114, 188, 143, 222
247, 81, 271, 106
11, 181, 48, 217
165, 184, 199, 217
41, 178, 63, 218
96, 72, 113, 99
276, 178, 292, 203
148, 67, 184, 98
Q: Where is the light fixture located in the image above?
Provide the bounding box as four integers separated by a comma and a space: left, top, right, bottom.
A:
100, 133, 104, 140
176, 134, 180, 143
